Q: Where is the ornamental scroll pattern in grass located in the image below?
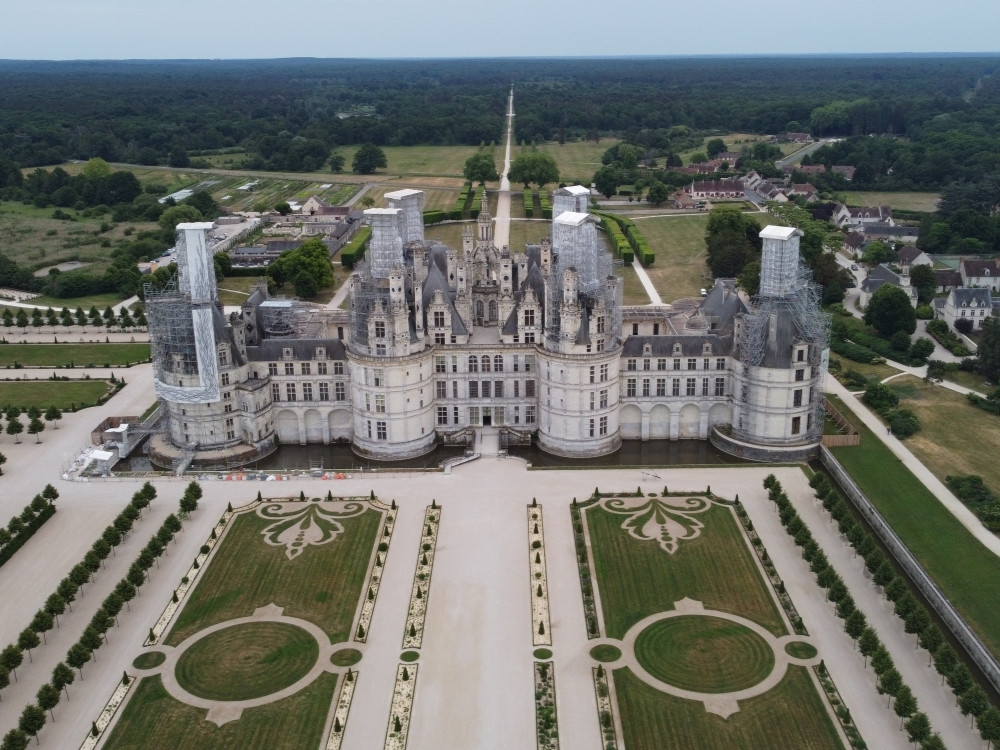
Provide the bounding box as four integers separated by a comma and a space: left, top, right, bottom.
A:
258, 502, 366, 560
603, 496, 712, 554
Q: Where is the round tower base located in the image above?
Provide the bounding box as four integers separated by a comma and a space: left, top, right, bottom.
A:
710, 427, 818, 463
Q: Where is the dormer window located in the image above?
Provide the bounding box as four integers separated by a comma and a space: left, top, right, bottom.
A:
642, 343, 652, 356
315, 347, 326, 360
672, 343, 682, 356
282, 347, 293, 360
702, 343, 712, 355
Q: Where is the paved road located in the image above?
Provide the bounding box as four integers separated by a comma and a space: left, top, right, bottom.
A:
491, 86, 515, 252
775, 139, 834, 170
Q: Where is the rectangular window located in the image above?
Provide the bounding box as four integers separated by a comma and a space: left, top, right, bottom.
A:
452, 381, 459, 398
303, 383, 313, 401
657, 358, 667, 371
376, 395, 386, 413
434, 333, 446, 345
224, 403, 232, 413
375, 321, 386, 338
301, 363, 311, 375
642, 379, 650, 397
286, 383, 296, 401
590, 392, 595, 411
436, 381, 447, 399
495, 381, 503, 398
524, 332, 535, 344
317, 362, 328, 375
716, 358, 726, 371
524, 309, 535, 326
597, 316, 605, 334
702, 377, 709, 396
365, 393, 370, 411
375, 344, 386, 356
795, 369, 805, 382
373, 369, 384, 386
600, 364, 608, 382
715, 377, 725, 396
271, 383, 280, 401
589, 365, 595, 383
221, 373, 230, 386
589, 418, 595, 437
525, 380, 536, 397
687, 358, 697, 370
437, 406, 448, 425
453, 406, 459, 424
626, 378, 637, 398
797, 349, 806, 362
526, 406, 536, 423
452, 356, 458, 373
377, 421, 387, 440
673, 358, 681, 370
599, 416, 608, 436
525, 356, 535, 372
470, 407, 480, 425
600, 389, 608, 408
514, 380, 520, 397
469, 381, 479, 398
285, 362, 294, 375
627, 359, 637, 371
268, 363, 278, 376
335, 383, 345, 401
223, 390, 231, 400
686, 378, 696, 396
656, 379, 666, 397
632, 323, 639, 335
319, 382, 329, 400
334, 362, 344, 375
435, 356, 446, 373
482, 381, 491, 398
643, 359, 651, 371
791, 416, 801, 435
672, 378, 680, 396
433, 311, 446, 328
793, 389, 803, 407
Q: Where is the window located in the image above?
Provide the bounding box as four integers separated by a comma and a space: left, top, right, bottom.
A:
285, 362, 294, 375
453, 381, 459, 398
377, 421, 387, 440
797, 348, 806, 362
524, 309, 535, 326
642, 379, 650, 397
632, 323, 639, 335
481, 355, 491, 373
482, 381, 491, 398
715, 377, 725, 396
525, 406, 536, 423
600, 364, 608, 382
434, 333, 446, 345
791, 416, 801, 435
525, 356, 535, 372
316, 347, 326, 360
589, 418, 595, 437
590, 365, 595, 383
525, 380, 536, 397
469, 381, 479, 398
301, 363, 311, 375
268, 363, 278, 376
365, 393, 371, 411
656, 379, 666, 397
495, 380, 503, 398
435, 356, 446, 373
494, 355, 504, 372
317, 362, 327, 375
453, 406, 459, 424
436, 381, 447, 398
672, 378, 680, 396
627, 359, 637, 371
687, 358, 697, 370
219, 349, 228, 366
626, 378, 637, 397
334, 362, 344, 375
437, 407, 449, 425
599, 416, 608, 436
600, 389, 608, 408
224, 403, 232, 413
793, 389, 803, 407
795, 369, 805, 382
373, 369, 384, 386
375, 344, 386, 356
514, 381, 520, 397
657, 358, 667, 371
653, 323, 660, 335
374, 321, 386, 338
303, 383, 313, 401
673, 358, 681, 370
686, 378, 696, 396
468, 356, 478, 373
286, 383, 296, 401
223, 390, 231, 400
702, 377, 709, 396
643, 359, 651, 371
335, 383, 345, 401
716, 358, 726, 371
524, 332, 535, 344
433, 311, 446, 327
451, 356, 458, 373
221, 373, 230, 386
319, 382, 329, 400
272, 383, 280, 401
597, 316, 605, 334
703, 358, 710, 370
590, 392, 595, 411
470, 406, 480, 425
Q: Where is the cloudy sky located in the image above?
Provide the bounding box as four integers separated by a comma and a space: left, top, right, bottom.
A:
1, 0, 997, 59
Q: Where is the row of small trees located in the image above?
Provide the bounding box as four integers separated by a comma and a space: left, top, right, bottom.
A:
2, 406, 60, 445
0, 305, 145, 333
0, 485, 58, 569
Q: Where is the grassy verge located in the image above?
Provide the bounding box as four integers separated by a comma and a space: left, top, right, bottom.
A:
27, 292, 130, 310
840, 192, 940, 213
630, 214, 710, 302
614, 665, 843, 750
0, 379, 112, 410
101, 672, 338, 750
827, 393, 1000, 658
0, 343, 150, 367
166, 505, 380, 645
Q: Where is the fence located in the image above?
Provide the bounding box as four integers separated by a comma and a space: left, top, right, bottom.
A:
821, 397, 860, 447
820, 445, 1000, 692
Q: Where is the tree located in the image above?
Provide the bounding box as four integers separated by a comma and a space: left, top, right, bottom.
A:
904, 711, 931, 744
646, 181, 669, 205
17, 704, 44, 744
0, 664, 8, 696
706, 138, 727, 158
909, 337, 935, 361
463, 150, 500, 184
329, 152, 345, 173
17, 630, 39, 663
27, 418, 44, 444
80, 627, 103, 658
0, 451, 5, 475
878, 667, 903, 701
893, 684, 917, 726
862, 240, 896, 266
274, 201, 292, 216
593, 165, 622, 199
43, 407, 61, 430
158, 204, 202, 233
29, 611, 53, 645
352, 143, 388, 175
15, 310, 27, 331
864, 283, 916, 336
845, 609, 867, 639
36, 683, 59, 721
6, 417, 23, 444
293, 272, 318, 300
960, 685, 990, 724
980, 706, 1000, 749
909, 264, 936, 303
508, 152, 560, 188
0, 645, 23, 681
977, 317, 1000, 383
51, 662, 74, 699
0, 730, 28, 750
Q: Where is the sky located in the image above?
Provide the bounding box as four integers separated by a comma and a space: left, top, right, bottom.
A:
0, 0, 998, 60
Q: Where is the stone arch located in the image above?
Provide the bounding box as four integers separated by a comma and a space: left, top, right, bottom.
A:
709, 403, 731, 429
620, 404, 642, 440
304, 409, 323, 443
329, 408, 351, 440
276, 409, 300, 444
678, 404, 701, 439
649, 404, 671, 439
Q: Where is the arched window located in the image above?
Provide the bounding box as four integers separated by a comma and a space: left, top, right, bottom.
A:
468, 355, 478, 373
481, 355, 491, 373
494, 355, 504, 372
476, 301, 484, 319
489, 300, 497, 320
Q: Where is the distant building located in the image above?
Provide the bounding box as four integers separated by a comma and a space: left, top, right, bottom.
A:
936, 287, 995, 330
959, 258, 1000, 291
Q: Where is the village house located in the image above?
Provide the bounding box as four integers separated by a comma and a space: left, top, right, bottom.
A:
934, 268, 963, 294
859, 263, 917, 309
959, 258, 1000, 292
689, 179, 746, 200
833, 203, 894, 230
936, 286, 995, 330
896, 246, 933, 274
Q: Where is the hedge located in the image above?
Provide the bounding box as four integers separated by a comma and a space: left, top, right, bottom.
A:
470, 186, 486, 217
423, 210, 446, 225
0, 501, 56, 569
524, 187, 534, 218
340, 226, 372, 269
831, 338, 881, 364
539, 191, 552, 220
451, 182, 472, 220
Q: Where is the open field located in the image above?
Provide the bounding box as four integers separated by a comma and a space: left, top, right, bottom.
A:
166, 505, 381, 645
631, 214, 711, 302
0, 343, 150, 367
424, 219, 552, 253
586, 501, 786, 639
841, 191, 941, 213
0, 379, 112, 410
615, 665, 842, 750
516, 140, 617, 185
346, 144, 485, 178
829, 358, 897, 384
365, 186, 461, 212
218, 274, 339, 307
828, 393, 1000, 659
619, 265, 650, 305
23, 292, 132, 310
102, 672, 338, 750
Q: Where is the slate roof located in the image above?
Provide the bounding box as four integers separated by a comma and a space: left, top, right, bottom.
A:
935, 269, 962, 288
953, 287, 992, 307
962, 259, 999, 277
246, 338, 347, 362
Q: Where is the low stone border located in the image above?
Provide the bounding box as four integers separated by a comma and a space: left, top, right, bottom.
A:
814, 662, 866, 749
592, 665, 619, 750
528, 505, 552, 646
384, 663, 417, 750
402, 505, 440, 649
534, 661, 559, 750
355, 504, 395, 643
324, 669, 358, 750
145, 505, 237, 645
78, 673, 137, 750
570, 500, 602, 639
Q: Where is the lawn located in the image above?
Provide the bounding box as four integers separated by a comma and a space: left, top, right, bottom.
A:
841, 191, 940, 213
364, 186, 462, 212
630, 214, 711, 302
829, 358, 897, 385
218, 275, 339, 307
26, 292, 132, 310
0, 343, 150, 367
614, 666, 843, 750
585, 501, 786, 639
166, 504, 381, 645
101, 672, 338, 750
828, 393, 1000, 659
517, 140, 617, 186
344, 144, 484, 178
619, 265, 650, 305
424, 219, 551, 253
0, 379, 112, 410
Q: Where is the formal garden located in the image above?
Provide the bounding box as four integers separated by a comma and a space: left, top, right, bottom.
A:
99, 494, 392, 750
573, 490, 847, 750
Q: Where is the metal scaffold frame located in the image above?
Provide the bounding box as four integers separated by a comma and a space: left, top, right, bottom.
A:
145, 278, 198, 377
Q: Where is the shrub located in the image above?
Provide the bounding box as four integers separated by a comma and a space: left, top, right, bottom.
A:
888, 408, 920, 437
340, 226, 371, 269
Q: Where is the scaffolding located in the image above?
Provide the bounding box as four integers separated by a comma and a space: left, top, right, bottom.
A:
385, 189, 425, 245
146, 278, 198, 377
260, 300, 297, 338
346, 263, 391, 351
365, 208, 404, 279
